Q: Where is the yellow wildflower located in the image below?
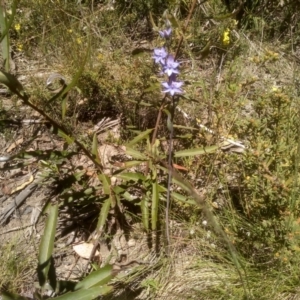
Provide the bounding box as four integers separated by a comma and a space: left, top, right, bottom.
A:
67, 29, 73, 33
222, 28, 230, 46
17, 43, 23, 51
14, 23, 21, 31
76, 37, 82, 45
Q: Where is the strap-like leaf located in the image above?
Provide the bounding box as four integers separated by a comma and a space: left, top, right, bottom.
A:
98, 174, 111, 195
37, 204, 58, 287
141, 196, 149, 231
75, 265, 114, 290
52, 285, 113, 300
0, 0, 18, 44
151, 180, 159, 231
96, 197, 111, 231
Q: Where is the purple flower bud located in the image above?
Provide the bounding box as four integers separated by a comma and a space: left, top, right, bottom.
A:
152, 47, 168, 64
159, 27, 172, 39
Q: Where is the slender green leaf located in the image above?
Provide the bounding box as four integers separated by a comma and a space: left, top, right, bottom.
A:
123, 191, 135, 201
139, 100, 155, 107
57, 129, 74, 144
112, 185, 125, 195
52, 285, 113, 300
157, 165, 192, 193
141, 196, 149, 231
75, 265, 114, 290
125, 147, 148, 160
92, 133, 101, 165
98, 174, 111, 195
151, 180, 159, 231
174, 145, 218, 157
122, 160, 146, 169
0, 4, 10, 71
169, 191, 196, 205
0, 0, 18, 44
157, 184, 195, 204
117, 172, 146, 182
38, 204, 58, 287
126, 129, 153, 147
96, 198, 111, 231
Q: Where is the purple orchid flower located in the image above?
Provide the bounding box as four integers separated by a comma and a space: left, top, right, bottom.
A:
162, 80, 184, 96
159, 27, 172, 39
152, 47, 168, 64
163, 55, 180, 76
